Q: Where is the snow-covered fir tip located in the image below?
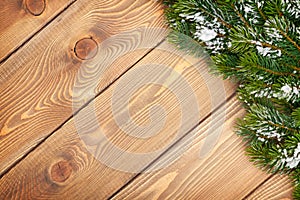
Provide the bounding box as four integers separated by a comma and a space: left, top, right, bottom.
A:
281, 84, 293, 93
284, 0, 300, 19
178, 12, 228, 54
256, 0, 265, 8
249, 40, 282, 58
250, 87, 273, 98
194, 26, 217, 42
241, 3, 259, 24
281, 143, 300, 169
249, 83, 300, 103
278, 84, 300, 103
264, 20, 283, 41
256, 46, 282, 58
254, 122, 284, 141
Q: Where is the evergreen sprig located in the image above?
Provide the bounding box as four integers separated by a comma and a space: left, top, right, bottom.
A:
164, 0, 300, 198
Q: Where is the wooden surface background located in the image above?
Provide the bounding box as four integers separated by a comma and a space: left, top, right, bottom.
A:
0, 0, 294, 199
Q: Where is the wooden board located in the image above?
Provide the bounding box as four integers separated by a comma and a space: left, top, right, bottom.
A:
112, 98, 280, 200
0, 41, 236, 199
0, 0, 166, 176
0, 0, 76, 62
1, 0, 293, 198
245, 175, 294, 200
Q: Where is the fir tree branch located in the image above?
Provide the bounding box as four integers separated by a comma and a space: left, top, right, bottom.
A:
260, 42, 282, 51
278, 29, 300, 52
255, 64, 299, 77
198, 7, 232, 29
258, 7, 267, 21
241, 40, 295, 59
257, 41, 296, 60
230, 3, 251, 29
282, 63, 300, 71
165, 1, 300, 195
246, 128, 279, 142
243, 4, 298, 59
213, 62, 298, 79
267, 120, 298, 133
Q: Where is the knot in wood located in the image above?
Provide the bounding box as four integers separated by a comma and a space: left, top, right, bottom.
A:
74, 38, 98, 60
25, 0, 46, 16
50, 160, 72, 183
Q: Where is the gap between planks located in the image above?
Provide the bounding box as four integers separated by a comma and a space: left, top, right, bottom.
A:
244, 174, 294, 199
242, 175, 274, 199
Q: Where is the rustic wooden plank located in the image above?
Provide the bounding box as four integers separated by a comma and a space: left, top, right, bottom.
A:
245, 175, 294, 200
0, 0, 76, 62
111, 98, 284, 200
0, 0, 166, 176
0, 41, 236, 199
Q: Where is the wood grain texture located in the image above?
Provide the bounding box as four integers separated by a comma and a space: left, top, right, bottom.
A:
0, 41, 236, 199
112, 98, 287, 200
245, 175, 294, 200
0, 0, 75, 62
1, 0, 288, 198
0, 0, 166, 176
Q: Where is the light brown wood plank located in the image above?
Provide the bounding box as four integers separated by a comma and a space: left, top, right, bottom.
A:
0, 41, 236, 199
0, 0, 76, 62
112, 98, 285, 200
0, 0, 166, 176
245, 175, 294, 200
